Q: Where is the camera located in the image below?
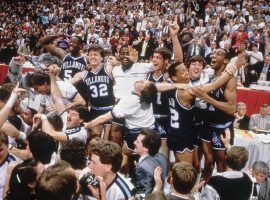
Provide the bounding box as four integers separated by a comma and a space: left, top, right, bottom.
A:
79, 172, 99, 188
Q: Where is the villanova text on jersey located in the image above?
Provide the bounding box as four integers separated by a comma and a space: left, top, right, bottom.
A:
60, 54, 87, 81
83, 66, 115, 108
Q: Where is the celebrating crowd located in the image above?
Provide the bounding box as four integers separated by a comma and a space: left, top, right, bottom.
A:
0, 0, 270, 200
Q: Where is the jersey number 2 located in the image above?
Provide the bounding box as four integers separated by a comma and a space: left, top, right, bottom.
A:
170, 108, 179, 128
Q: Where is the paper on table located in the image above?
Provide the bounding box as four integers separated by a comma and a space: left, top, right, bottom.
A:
250, 132, 270, 143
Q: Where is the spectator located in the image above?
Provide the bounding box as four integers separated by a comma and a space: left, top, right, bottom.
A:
233, 102, 250, 130
87, 140, 134, 200
0, 132, 17, 200
248, 54, 270, 83
251, 161, 270, 200
133, 129, 169, 198
201, 146, 253, 200
37, 161, 77, 200
27, 130, 56, 166
17, 38, 32, 59
249, 104, 270, 132
166, 162, 198, 200
5, 158, 44, 200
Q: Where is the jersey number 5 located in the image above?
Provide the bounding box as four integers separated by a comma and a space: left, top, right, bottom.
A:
64, 70, 72, 81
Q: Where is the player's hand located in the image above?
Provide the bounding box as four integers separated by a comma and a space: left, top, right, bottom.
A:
127, 46, 138, 63
153, 166, 163, 191
221, 128, 232, 150
235, 52, 247, 68
49, 64, 60, 76
12, 82, 27, 95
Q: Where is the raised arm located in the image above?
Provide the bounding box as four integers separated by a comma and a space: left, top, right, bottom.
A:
49, 65, 66, 115
170, 17, 183, 63
194, 77, 237, 115
156, 82, 188, 92
200, 53, 246, 94
34, 114, 68, 142
84, 112, 113, 129
69, 70, 85, 85
38, 35, 67, 60
0, 83, 26, 128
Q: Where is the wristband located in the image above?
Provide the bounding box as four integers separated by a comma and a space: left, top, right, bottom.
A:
18, 131, 26, 140
225, 63, 237, 76
6, 92, 18, 108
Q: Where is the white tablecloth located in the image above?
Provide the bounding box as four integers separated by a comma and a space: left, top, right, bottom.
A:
234, 135, 270, 168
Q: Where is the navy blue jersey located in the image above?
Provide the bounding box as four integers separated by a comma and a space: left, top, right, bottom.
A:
167, 89, 195, 139
205, 76, 235, 126
59, 53, 87, 81
83, 64, 115, 108
147, 73, 170, 117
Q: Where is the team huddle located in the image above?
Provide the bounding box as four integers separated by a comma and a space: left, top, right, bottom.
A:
0, 21, 249, 200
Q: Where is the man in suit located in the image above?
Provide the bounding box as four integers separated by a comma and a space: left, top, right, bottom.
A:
133, 129, 169, 198
249, 104, 270, 132
248, 55, 270, 84
137, 34, 155, 62
251, 161, 270, 200
234, 102, 250, 130
186, 37, 205, 60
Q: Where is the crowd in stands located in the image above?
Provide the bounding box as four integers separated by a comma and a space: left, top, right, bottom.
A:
0, 0, 270, 200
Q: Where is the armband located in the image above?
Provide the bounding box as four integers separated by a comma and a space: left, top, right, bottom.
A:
6, 92, 17, 108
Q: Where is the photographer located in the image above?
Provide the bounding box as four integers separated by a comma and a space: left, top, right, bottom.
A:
85, 139, 134, 200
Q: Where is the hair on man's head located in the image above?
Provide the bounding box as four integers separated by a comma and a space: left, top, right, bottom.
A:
226, 146, 249, 171
171, 162, 197, 194
140, 81, 157, 105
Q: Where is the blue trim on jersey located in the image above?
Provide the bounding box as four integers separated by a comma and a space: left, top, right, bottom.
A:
175, 90, 195, 110
114, 173, 132, 199
111, 110, 118, 119
91, 105, 114, 110
0, 154, 16, 167
210, 121, 232, 129
68, 91, 78, 101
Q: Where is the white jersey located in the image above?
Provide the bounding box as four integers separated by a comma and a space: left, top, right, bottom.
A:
189, 68, 214, 109
60, 111, 88, 144
0, 154, 17, 200
85, 173, 134, 200
40, 81, 78, 109
112, 63, 153, 99
106, 173, 134, 200
112, 94, 155, 130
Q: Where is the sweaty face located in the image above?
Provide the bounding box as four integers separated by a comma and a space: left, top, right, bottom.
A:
88, 51, 102, 68
88, 153, 107, 178
152, 53, 167, 71
237, 106, 247, 117
22, 108, 33, 125
189, 61, 204, 80
173, 64, 190, 84
252, 171, 267, 184
210, 49, 227, 70
69, 37, 81, 54
134, 134, 146, 156
66, 109, 83, 129
119, 47, 133, 68
33, 84, 49, 95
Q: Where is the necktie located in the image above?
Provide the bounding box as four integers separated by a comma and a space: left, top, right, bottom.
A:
194, 45, 197, 55
253, 183, 259, 197
259, 65, 269, 81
